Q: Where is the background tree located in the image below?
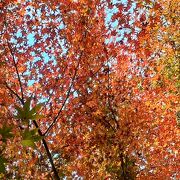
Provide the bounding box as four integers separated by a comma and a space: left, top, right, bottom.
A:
0, 0, 179, 179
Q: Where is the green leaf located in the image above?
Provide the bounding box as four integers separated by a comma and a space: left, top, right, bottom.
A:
22, 140, 35, 148
0, 156, 7, 173
0, 126, 13, 142
30, 103, 44, 115
33, 135, 43, 142
22, 129, 31, 139
23, 97, 31, 112
15, 99, 44, 121
22, 129, 37, 139
21, 129, 42, 148
31, 114, 45, 120
15, 105, 27, 120
14, 105, 23, 114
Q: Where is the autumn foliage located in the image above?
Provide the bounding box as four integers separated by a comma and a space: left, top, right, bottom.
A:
0, 0, 179, 179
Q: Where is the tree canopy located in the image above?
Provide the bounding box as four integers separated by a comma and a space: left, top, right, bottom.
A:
0, 0, 179, 179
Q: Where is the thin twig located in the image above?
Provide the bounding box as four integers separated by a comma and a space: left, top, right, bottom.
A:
5, 82, 24, 105
7, 42, 24, 103
33, 120, 60, 180
40, 64, 68, 113
43, 54, 82, 136
107, 63, 119, 130
6, 42, 60, 179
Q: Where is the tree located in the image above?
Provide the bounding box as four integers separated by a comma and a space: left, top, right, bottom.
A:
0, 0, 179, 179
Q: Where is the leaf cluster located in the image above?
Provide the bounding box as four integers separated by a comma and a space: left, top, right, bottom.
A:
21, 129, 43, 148
15, 98, 44, 121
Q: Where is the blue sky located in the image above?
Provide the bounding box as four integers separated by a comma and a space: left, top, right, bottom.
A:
14, 0, 134, 88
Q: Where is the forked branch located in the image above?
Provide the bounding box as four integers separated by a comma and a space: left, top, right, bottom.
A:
43, 54, 82, 136
5, 42, 60, 180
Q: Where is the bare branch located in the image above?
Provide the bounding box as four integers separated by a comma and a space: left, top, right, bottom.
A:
40, 64, 68, 113
44, 53, 82, 136
5, 42, 60, 179
5, 82, 24, 105
7, 42, 25, 103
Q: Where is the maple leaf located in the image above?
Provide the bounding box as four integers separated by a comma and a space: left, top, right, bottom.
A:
0, 125, 13, 142
0, 0, 179, 179
15, 98, 44, 121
